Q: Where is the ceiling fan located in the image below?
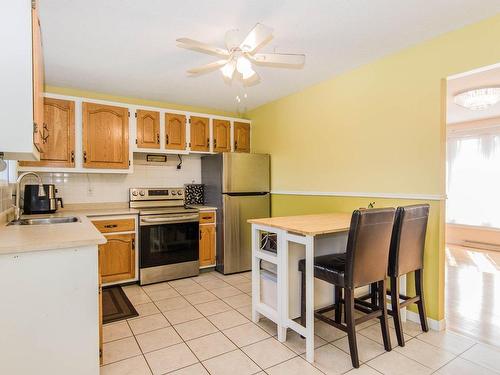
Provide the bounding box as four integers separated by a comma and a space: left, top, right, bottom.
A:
176, 23, 305, 86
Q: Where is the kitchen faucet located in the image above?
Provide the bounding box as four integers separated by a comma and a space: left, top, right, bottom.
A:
14, 172, 46, 220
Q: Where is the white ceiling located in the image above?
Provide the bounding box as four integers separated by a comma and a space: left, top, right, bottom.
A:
40, 0, 500, 113
447, 65, 500, 124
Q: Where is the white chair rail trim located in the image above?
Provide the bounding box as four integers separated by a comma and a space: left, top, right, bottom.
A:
271, 190, 445, 201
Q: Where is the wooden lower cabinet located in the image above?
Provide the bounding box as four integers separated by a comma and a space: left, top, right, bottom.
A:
199, 225, 216, 267
99, 233, 135, 283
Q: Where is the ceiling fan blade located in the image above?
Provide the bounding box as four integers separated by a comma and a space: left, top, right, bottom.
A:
224, 29, 240, 51
240, 23, 273, 53
250, 53, 305, 68
187, 59, 229, 75
176, 38, 229, 57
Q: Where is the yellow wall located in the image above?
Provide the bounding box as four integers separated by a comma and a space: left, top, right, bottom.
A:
249, 14, 500, 321
45, 85, 239, 118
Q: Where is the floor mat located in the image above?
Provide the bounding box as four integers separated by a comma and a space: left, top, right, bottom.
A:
102, 285, 138, 324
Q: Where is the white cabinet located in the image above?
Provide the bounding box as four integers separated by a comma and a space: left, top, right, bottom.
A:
0, 0, 44, 160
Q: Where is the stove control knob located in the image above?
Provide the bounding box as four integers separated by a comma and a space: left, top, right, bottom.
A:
132, 191, 138, 196
177, 190, 183, 195
139, 190, 145, 196
171, 191, 177, 196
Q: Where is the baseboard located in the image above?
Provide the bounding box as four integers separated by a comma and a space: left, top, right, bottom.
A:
406, 310, 446, 331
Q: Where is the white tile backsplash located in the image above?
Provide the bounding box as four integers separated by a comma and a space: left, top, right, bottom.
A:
0, 183, 13, 214
29, 156, 201, 204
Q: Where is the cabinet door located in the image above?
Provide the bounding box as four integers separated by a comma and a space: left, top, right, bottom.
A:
82, 102, 129, 169
190, 116, 209, 152
213, 119, 230, 153
199, 225, 216, 267
136, 110, 159, 149
32, 0, 44, 154
166, 113, 186, 150
234, 122, 250, 153
20, 98, 75, 167
99, 233, 135, 283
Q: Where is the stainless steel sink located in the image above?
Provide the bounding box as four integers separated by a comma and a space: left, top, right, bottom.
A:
7, 216, 80, 226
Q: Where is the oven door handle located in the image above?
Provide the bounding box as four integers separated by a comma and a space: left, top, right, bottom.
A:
140, 215, 199, 225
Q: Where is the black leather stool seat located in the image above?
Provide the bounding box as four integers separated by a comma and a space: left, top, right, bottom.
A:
298, 253, 347, 287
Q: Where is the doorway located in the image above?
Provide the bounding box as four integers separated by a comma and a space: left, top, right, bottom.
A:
445, 64, 500, 347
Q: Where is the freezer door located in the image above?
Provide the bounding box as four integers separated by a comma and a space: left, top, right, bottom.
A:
222, 153, 270, 193
222, 193, 270, 274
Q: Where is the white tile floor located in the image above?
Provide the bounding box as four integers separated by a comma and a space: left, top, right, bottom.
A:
101, 271, 500, 375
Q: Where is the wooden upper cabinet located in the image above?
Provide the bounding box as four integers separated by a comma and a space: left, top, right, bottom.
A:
136, 110, 159, 149
19, 98, 75, 168
213, 119, 230, 153
234, 122, 250, 153
32, 0, 44, 154
190, 116, 209, 152
166, 113, 186, 150
82, 102, 129, 169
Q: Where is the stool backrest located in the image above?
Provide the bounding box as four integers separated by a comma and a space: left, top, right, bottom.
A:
345, 208, 395, 288
388, 204, 430, 277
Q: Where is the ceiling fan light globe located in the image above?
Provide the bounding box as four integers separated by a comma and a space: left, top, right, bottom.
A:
220, 61, 235, 79
236, 56, 253, 75
242, 67, 256, 80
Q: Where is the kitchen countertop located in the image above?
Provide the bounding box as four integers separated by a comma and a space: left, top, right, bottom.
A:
0, 202, 219, 256
0, 214, 106, 256
248, 212, 351, 236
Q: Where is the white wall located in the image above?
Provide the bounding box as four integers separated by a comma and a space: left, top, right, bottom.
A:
21, 155, 201, 204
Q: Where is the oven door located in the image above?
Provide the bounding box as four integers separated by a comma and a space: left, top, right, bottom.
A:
140, 213, 199, 268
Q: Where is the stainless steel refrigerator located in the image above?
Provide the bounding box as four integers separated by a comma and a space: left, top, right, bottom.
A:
202, 153, 270, 274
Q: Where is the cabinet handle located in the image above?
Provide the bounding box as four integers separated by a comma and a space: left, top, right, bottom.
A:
199, 229, 202, 240
132, 238, 135, 249
214, 138, 217, 149
206, 138, 209, 147
83, 151, 87, 162
157, 133, 160, 144
70, 151, 75, 163
166, 135, 169, 145
234, 141, 238, 150
202, 216, 211, 220
42, 123, 49, 143
104, 224, 118, 229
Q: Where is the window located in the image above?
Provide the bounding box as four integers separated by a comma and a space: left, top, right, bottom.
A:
447, 125, 500, 228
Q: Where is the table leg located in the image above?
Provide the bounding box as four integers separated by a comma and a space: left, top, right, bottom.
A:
251, 224, 261, 323
305, 235, 315, 362
276, 229, 288, 341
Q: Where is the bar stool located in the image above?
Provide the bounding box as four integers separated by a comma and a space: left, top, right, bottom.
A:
298, 208, 395, 368
386, 204, 430, 346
